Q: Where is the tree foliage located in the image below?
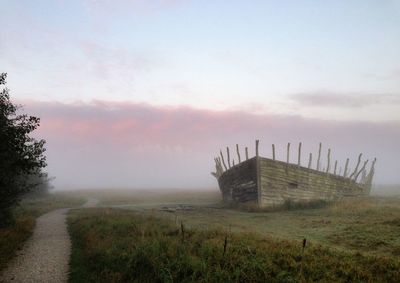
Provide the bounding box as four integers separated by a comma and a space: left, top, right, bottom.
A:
0, 73, 47, 227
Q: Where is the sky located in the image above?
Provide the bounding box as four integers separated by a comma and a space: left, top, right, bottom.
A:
1, 0, 400, 188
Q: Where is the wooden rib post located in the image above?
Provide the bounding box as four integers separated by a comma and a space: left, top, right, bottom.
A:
272, 144, 276, 160
298, 142, 302, 166
343, 158, 349, 177
213, 158, 219, 176
308, 153, 312, 169
361, 169, 367, 183
245, 147, 249, 160
236, 144, 241, 163
316, 142, 322, 171
226, 147, 231, 169
255, 140, 259, 157
349, 153, 362, 179
216, 157, 223, 174
286, 143, 290, 164
354, 160, 369, 182
334, 160, 338, 175
220, 150, 228, 171
365, 158, 377, 186
326, 148, 331, 173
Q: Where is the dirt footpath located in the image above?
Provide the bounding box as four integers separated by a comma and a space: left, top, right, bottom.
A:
0, 209, 71, 283
0, 199, 98, 283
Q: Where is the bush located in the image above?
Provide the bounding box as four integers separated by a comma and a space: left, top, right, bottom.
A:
0, 73, 47, 227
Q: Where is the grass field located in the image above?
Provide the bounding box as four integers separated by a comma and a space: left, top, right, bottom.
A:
68, 207, 400, 283
0, 193, 85, 271
67, 187, 400, 282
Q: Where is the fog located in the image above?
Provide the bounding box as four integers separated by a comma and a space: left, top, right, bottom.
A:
24, 100, 400, 190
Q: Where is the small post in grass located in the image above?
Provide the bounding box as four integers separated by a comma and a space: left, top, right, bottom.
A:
223, 234, 228, 257
142, 227, 145, 239
301, 238, 307, 258
181, 221, 185, 242
300, 238, 307, 281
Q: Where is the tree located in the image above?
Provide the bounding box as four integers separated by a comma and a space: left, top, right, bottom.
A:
0, 73, 47, 227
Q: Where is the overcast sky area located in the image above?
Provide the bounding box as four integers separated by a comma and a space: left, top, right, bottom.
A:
1, 0, 400, 189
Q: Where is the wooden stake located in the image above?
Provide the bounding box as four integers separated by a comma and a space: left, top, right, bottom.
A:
213, 158, 221, 178
236, 144, 241, 163
334, 160, 338, 175
349, 153, 362, 179
245, 147, 249, 160
181, 221, 185, 242
227, 147, 231, 168
272, 144, 276, 160
361, 169, 367, 183
223, 234, 228, 256
220, 150, 228, 171
287, 143, 290, 164
255, 140, 259, 157
217, 157, 223, 171
298, 142, 302, 166
326, 148, 331, 173
316, 142, 322, 171
232, 159, 235, 166
354, 160, 369, 182
365, 158, 377, 186
308, 153, 312, 169
343, 158, 349, 177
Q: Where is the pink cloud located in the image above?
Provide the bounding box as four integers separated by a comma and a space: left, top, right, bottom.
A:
19, 100, 400, 188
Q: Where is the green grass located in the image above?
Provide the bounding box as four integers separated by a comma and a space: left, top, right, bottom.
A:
70, 189, 400, 257
0, 216, 35, 272
68, 208, 400, 283
144, 196, 400, 257
0, 192, 85, 271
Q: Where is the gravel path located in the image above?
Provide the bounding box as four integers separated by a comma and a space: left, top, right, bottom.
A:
0, 209, 71, 283
0, 199, 97, 283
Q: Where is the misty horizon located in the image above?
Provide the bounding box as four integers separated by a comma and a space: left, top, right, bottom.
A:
20, 100, 398, 189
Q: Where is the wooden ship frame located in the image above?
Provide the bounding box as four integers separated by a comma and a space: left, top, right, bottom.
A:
212, 140, 376, 208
